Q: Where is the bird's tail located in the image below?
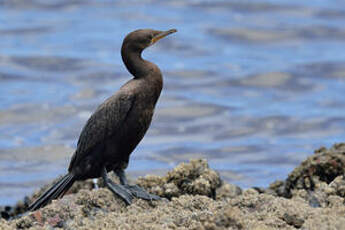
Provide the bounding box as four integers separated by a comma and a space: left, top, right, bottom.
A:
28, 173, 75, 211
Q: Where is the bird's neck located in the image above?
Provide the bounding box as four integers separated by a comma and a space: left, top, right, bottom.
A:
121, 49, 151, 79
121, 47, 163, 102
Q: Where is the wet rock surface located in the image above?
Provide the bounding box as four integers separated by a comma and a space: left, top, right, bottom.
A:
2, 145, 345, 229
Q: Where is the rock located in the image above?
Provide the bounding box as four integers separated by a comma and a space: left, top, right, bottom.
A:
2, 144, 345, 229
216, 183, 242, 200
271, 143, 345, 198
137, 159, 221, 199
329, 175, 345, 197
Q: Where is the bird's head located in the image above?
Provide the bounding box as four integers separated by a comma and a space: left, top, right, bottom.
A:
122, 29, 177, 52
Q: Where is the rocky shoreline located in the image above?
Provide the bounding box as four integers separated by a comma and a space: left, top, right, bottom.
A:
2, 143, 345, 229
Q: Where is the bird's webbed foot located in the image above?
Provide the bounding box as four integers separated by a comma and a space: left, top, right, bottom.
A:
115, 169, 161, 201
102, 167, 133, 205
124, 184, 161, 200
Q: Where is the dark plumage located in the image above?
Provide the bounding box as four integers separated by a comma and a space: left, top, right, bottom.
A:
29, 28, 177, 211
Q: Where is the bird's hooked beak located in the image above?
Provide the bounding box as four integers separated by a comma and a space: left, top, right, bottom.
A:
150, 29, 177, 45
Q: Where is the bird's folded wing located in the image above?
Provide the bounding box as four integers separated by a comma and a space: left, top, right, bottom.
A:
68, 93, 135, 171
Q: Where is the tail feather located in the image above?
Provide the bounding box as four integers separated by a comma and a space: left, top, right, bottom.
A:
52, 174, 75, 199
29, 173, 75, 211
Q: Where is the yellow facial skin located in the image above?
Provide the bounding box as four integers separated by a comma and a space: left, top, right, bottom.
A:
151, 29, 177, 45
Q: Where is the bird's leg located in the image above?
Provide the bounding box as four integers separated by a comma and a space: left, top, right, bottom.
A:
101, 167, 133, 205
116, 169, 129, 185
115, 169, 161, 201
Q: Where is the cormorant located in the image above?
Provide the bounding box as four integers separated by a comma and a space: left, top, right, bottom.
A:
29, 28, 177, 211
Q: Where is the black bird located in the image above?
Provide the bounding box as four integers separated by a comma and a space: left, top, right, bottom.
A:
29, 28, 177, 211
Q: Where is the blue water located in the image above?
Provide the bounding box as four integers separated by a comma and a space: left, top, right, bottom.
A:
1, 0, 345, 205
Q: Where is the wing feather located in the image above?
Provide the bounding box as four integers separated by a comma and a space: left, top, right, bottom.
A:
68, 93, 134, 171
